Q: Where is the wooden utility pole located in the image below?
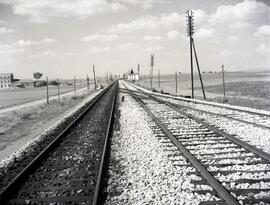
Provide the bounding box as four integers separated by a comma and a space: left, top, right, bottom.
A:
86, 74, 90, 92
137, 64, 140, 84
106, 73, 109, 84
186, 10, 206, 99
73, 76, 76, 93
175, 71, 178, 94
46, 76, 49, 104
187, 10, 194, 99
150, 54, 154, 89
93, 65, 97, 90
158, 69, 160, 88
178, 72, 181, 94
57, 78, 60, 103
222, 65, 226, 97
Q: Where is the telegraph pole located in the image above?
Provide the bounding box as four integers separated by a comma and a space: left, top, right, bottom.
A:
175, 71, 178, 94
73, 76, 76, 93
46, 76, 49, 104
93, 65, 97, 90
137, 64, 140, 83
150, 54, 154, 89
158, 69, 160, 88
86, 74, 90, 92
186, 10, 206, 99
57, 78, 60, 102
222, 65, 226, 97
187, 10, 194, 98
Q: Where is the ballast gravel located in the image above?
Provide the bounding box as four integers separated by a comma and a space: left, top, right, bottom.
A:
105, 90, 220, 204
125, 82, 270, 154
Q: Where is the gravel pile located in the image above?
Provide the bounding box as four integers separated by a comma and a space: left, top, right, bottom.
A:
105, 85, 221, 204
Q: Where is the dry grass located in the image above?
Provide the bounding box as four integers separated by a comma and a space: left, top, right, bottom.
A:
0, 91, 90, 154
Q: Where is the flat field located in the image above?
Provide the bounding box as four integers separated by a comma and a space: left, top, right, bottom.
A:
0, 83, 90, 109
138, 70, 270, 111
0, 89, 96, 161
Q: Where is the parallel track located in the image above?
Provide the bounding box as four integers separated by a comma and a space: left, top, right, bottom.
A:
0, 82, 117, 205
130, 84, 270, 130
122, 81, 270, 204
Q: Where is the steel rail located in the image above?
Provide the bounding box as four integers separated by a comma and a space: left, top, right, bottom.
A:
132, 83, 270, 118
124, 88, 240, 205
92, 81, 117, 205
124, 82, 270, 162
127, 83, 270, 130
166, 100, 270, 130
0, 81, 117, 204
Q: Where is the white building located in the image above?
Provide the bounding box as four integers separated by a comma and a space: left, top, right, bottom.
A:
0, 73, 14, 89
127, 73, 139, 81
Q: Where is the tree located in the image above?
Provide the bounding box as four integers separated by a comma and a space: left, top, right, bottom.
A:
33, 72, 43, 79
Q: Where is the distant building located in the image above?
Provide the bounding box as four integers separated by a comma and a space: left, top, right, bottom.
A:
0, 73, 14, 89
127, 69, 140, 81
127, 73, 139, 81
13, 80, 35, 88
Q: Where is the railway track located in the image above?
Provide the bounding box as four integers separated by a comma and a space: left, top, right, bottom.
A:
0, 81, 117, 204
130, 83, 270, 130
122, 81, 270, 204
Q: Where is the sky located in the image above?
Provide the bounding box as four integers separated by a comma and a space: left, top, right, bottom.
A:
0, 0, 269, 79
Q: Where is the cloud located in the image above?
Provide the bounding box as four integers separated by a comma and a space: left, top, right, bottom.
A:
29, 50, 56, 58
117, 0, 166, 10
145, 46, 164, 52
85, 46, 113, 55
0, 0, 126, 23
256, 44, 270, 54
255, 25, 270, 39
210, 0, 270, 25
195, 27, 215, 39
0, 27, 14, 34
143, 35, 162, 41
167, 30, 181, 40
15, 38, 57, 47
0, 44, 24, 65
219, 49, 233, 57
81, 34, 119, 42
108, 12, 184, 33
229, 21, 250, 29
226, 35, 239, 42
118, 42, 137, 49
